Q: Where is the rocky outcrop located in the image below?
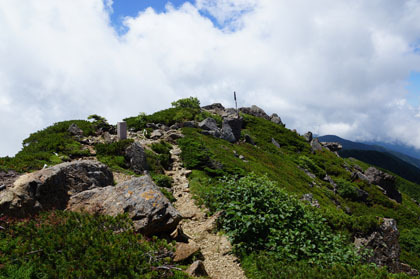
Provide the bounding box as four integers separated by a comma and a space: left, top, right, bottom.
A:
303, 132, 313, 142
150, 130, 163, 139
270, 113, 284, 126
0, 170, 19, 190
0, 160, 113, 216
67, 176, 182, 236
221, 116, 243, 143
354, 218, 418, 275
186, 261, 208, 277
202, 103, 225, 111
310, 138, 323, 152
364, 167, 402, 203
239, 105, 270, 120
125, 142, 148, 174
68, 123, 83, 136
320, 142, 342, 152
301, 193, 320, 208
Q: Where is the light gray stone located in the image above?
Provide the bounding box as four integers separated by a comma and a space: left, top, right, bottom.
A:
117, 121, 127, 140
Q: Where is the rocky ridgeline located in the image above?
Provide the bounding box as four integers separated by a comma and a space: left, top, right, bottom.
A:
0, 102, 418, 276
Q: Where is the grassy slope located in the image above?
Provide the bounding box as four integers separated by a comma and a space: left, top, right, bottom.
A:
179, 112, 420, 276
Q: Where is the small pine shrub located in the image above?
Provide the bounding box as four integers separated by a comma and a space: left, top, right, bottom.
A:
152, 174, 174, 188
0, 211, 189, 278
335, 178, 359, 200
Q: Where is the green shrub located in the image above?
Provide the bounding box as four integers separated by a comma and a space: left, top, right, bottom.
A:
335, 178, 359, 200
95, 139, 134, 171
178, 132, 212, 169
152, 174, 174, 188
171, 97, 200, 110
87, 114, 112, 131
0, 211, 189, 279
213, 173, 360, 266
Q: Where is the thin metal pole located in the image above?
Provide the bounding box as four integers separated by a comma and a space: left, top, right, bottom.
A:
234, 91, 238, 118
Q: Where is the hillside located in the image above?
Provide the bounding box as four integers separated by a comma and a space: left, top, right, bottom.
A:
318, 135, 420, 186
1, 98, 420, 278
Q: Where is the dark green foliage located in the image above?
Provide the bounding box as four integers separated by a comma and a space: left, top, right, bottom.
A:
0, 120, 94, 173
209, 174, 360, 266
0, 211, 189, 279
152, 174, 174, 188
241, 252, 410, 279
87, 114, 112, 131
335, 178, 359, 200
95, 139, 134, 171
296, 155, 326, 178
160, 188, 176, 203
171, 97, 200, 110
178, 131, 212, 169
399, 228, 420, 270
151, 141, 172, 170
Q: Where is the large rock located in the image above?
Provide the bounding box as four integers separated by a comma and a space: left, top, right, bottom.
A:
221, 116, 243, 143
198, 118, 219, 132
310, 138, 323, 152
270, 113, 284, 126
354, 218, 418, 275
321, 142, 343, 152
239, 105, 270, 120
202, 103, 225, 111
68, 123, 83, 136
67, 176, 182, 236
125, 142, 148, 174
364, 167, 402, 203
0, 160, 113, 216
303, 132, 313, 142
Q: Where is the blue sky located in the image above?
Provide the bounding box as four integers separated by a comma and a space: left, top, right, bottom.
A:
109, 0, 193, 33
407, 72, 420, 106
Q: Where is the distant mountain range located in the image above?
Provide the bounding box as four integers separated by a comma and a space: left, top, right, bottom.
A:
318, 135, 420, 185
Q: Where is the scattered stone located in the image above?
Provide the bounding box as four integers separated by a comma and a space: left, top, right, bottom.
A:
170, 225, 190, 243
201, 129, 221, 138
0, 161, 113, 217
165, 131, 184, 143
170, 123, 180, 130
351, 171, 369, 183
202, 103, 225, 111
239, 155, 245, 160
0, 185, 5, 191
239, 105, 270, 120
272, 138, 281, 148
364, 167, 402, 203
0, 170, 19, 189
117, 122, 127, 140
310, 138, 323, 152
156, 124, 169, 131
183, 121, 196, 128
146, 123, 158, 129
221, 108, 238, 118
303, 132, 313, 142
125, 142, 148, 174
68, 176, 182, 236
244, 134, 255, 145
301, 193, 320, 208
103, 131, 112, 144
323, 175, 338, 192
354, 218, 418, 275
150, 129, 163, 139
174, 242, 200, 262
186, 260, 208, 277
68, 123, 84, 137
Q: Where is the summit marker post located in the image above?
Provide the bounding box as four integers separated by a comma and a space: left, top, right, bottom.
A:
234, 91, 239, 118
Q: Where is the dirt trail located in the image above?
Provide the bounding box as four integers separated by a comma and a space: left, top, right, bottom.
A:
166, 145, 246, 279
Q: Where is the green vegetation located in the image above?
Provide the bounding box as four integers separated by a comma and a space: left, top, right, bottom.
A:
0, 120, 94, 173
95, 139, 134, 173
0, 211, 189, 279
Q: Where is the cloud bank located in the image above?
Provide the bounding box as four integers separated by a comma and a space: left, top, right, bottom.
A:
1, 0, 420, 156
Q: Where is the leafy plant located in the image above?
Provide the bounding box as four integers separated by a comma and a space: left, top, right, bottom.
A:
171, 97, 200, 110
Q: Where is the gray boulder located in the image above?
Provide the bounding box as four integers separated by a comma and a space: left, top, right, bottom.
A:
321, 142, 343, 152
310, 138, 323, 152
68, 123, 83, 137
303, 132, 313, 142
150, 129, 163, 139
183, 121, 196, 128
364, 167, 402, 203
0, 160, 113, 217
301, 193, 320, 208
198, 118, 219, 131
67, 176, 182, 236
244, 134, 255, 145
239, 105, 270, 120
202, 103, 225, 111
272, 138, 281, 148
221, 116, 243, 143
270, 113, 284, 126
125, 142, 148, 174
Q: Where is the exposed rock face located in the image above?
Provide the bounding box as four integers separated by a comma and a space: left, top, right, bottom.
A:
303, 132, 313, 142
68, 123, 83, 136
239, 105, 270, 120
150, 130, 163, 139
174, 242, 200, 262
67, 176, 182, 236
0, 171, 19, 190
0, 161, 113, 216
270, 113, 284, 126
198, 118, 219, 132
321, 142, 342, 152
125, 142, 148, 174
202, 103, 225, 111
310, 138, 323, 152
354, 218, 418, 275
222, 116, 243, 143
364, 167, 402, 203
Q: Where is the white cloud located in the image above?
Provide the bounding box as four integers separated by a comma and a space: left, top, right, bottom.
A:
0, 0, 420, 156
